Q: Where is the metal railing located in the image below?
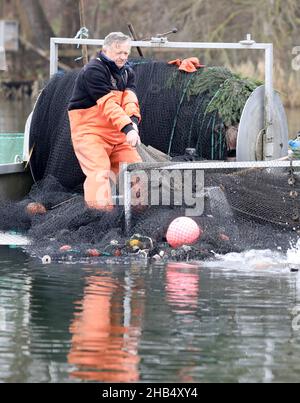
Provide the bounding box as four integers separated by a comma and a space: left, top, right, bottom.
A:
0, 45, 6, 70
50, 36, 275, 161
122, 159, 299, 234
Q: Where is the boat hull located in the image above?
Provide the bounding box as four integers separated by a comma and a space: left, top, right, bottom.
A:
0, 163, 33, 200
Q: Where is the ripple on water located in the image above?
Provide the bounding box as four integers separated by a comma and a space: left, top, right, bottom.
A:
1, 245, 300, 382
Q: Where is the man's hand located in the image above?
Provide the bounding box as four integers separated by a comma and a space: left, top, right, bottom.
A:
132, 122, 139, 133
127, 130, 141, 147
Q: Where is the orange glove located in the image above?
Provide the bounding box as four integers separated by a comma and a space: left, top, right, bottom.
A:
168, 57, 205, 73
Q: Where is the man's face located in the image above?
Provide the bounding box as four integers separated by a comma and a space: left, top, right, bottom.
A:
103, 41, 131, 68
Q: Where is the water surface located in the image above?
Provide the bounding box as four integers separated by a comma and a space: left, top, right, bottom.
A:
0, 98, 33, 133
1, 247, 300, 383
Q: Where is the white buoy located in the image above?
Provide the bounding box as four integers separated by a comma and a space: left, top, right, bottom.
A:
42, 255, 52, 265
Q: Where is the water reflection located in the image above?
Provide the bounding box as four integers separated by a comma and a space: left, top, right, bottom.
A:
68, 269, 144, 382
166, 263, 200, 314
0, 248, 32, 382
67, 263, 202, 382
2, 246, 300, 383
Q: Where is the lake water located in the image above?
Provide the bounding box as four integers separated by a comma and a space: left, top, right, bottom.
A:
1, 247, 300, 383
0, 98, 33, 133
1, 98, 300, 383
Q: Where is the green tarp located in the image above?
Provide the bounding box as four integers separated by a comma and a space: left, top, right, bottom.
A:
0, 133, 24, 164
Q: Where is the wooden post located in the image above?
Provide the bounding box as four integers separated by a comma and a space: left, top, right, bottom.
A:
0, 0, 4, 18
128, 23, 144, 58
79, 0, 89, 65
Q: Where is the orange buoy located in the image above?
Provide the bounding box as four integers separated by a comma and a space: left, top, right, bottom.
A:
219, 233, 230, 242
86, 249, 101, 257
60, 245, 72, 252
114, 249, 122, 257
26, 202, 47, 215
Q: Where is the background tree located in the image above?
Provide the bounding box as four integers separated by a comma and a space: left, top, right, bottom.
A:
1, 0, 300, 106
15, 0, 54, 49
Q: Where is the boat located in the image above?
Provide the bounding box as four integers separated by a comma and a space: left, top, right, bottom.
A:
0, 130, 33, 200
0, 35, 289, 203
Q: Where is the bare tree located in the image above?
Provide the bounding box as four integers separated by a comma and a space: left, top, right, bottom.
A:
60, 0, 81, 38
2, 0, 300, 105
14, 0, 54, 49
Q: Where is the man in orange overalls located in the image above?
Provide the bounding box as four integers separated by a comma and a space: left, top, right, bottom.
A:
68, 32, 142, 209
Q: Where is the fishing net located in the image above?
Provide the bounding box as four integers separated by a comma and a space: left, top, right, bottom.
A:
0, 60, 298, 263
29, 71, 85, 189
29, 61, 231, 185
133, 61, 227, 159
1, 164, 299, 263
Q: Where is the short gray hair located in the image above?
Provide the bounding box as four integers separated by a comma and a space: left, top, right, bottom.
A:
103, 32, 131, 49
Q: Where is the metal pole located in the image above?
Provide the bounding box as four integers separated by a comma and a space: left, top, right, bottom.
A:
50, 38, 271, 49
128, 23, 144, 58
264, 44, 274, 160
50, 38, 58, 77
126, 159, 300, 171
49, 38, 272, 77
78, 0, 89, 65
122, 164, 132, 236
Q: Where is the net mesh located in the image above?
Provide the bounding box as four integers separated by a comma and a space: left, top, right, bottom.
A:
29, 71, 85, 190
30, 61, 227, 185
1, 165, 299, 263
133, 61, 226, 159
0, 61, 299, 263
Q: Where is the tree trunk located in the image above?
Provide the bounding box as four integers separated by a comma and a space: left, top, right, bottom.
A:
14, 0, 54, 49
60, 0, 80, 38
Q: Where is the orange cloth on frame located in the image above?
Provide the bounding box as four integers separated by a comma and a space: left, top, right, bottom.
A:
168, 57, 205, 73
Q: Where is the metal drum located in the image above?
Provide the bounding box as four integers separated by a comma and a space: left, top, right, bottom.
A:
237, 85, 288, 161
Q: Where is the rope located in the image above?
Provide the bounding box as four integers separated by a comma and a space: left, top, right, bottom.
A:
74, 27, 89, 47
74, 27, 89, 62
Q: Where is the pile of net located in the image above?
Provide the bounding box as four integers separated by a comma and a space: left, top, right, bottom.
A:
0, 165, 300, 263
0, 61, 298, 263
